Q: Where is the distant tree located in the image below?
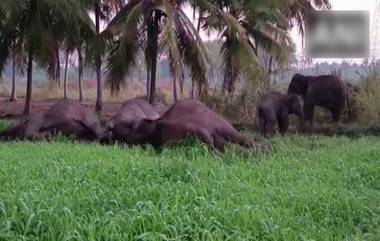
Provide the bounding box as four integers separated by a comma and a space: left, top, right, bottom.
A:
105, 0, 211, 103
200, 0, 292, 93
0, 2, 24, 102
9, 42, 17, 102
0, 0, 93, 115
61, 6, 94, 102
204, 0, 331, 94
81, 0, 124, 111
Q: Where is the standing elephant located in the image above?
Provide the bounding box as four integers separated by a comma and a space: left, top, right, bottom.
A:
257, 92, 303, 137
287, 74, 346, 128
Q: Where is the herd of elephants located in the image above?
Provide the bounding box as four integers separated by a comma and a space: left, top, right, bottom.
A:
0, 74, 347, 151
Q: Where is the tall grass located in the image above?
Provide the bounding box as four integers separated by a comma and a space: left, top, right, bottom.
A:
355, 77, 380, 129
0, 136, 379, 240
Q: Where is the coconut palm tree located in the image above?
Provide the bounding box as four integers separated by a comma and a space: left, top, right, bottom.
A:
0, 1, 22, 102
79, 0, 125, 111
281, 0, 330, 37
105, 0, 256, 103
201, 0, 291, 93
9, 42, 18, 101
62, 17, 94, 102
0, 0, 93, 115
203, 0, 330, 94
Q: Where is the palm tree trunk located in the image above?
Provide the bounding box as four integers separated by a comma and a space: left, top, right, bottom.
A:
146, 66, 151, 101
173, 76, 178, 102
54, 42, 60, 86
95, 2, 102, 112
267, 56, 272, 88
63, 51, 69, 99
77, 47, 84, 102
148, 12, 159, 104
191, 12, 203, 99
191, 79, 194, 99
24, 45, 33, 115
9, 43, 17, 102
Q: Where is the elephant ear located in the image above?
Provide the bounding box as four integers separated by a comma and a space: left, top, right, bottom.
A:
288, 74, 308, 95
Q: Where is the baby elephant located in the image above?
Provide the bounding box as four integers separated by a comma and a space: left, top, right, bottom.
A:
257, 92, 303, 136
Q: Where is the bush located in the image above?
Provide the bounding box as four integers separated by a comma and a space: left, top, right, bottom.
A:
206, 73, 270, 126
0, 119, 11, 132
355, 77, 380, 129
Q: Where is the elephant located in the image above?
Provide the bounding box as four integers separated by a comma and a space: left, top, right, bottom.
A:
287, 74, 346, 128
128, 99, 254, 151
101, 98, 160, 144
257, 92, 303, 137
0, 101, 103, 141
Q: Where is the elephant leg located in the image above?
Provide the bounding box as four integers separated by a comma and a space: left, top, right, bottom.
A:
303, 101, 315, 131
258, 116, 266, 137
331, 107, 342, 122
278, 112, 289, 135
331, 107, 343, 129
265, 120, 276, 137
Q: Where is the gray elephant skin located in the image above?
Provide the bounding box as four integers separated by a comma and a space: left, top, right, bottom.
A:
0, 101, 102, 141
128, 99, 254, 151
102, 98, 160, 144
257, 92, 303, 136
287, 74, 346, 127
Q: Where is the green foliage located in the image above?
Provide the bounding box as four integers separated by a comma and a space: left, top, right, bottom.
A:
105, 0, 209, 98
355, 77, 380, 129
0, 135, 379, 240
207, 71, 270, 123
0, 119, 11, 132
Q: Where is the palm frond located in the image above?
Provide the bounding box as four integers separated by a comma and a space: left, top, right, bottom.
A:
243, 20, 292, 64
175, 10, 208, 98
106, 0, 141, 32
161, 1, 185, 93
105, 1, 146, 94
197, 0, 261, 67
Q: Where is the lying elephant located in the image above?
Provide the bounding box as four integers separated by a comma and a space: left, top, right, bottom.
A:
0, 101, 103, 141
288, 74, 346, 128
102, 98, 160, 143
257, 92, 303, 137
128, 99, 254, 151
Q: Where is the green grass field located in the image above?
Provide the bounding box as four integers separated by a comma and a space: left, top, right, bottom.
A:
0, 120, 380, 240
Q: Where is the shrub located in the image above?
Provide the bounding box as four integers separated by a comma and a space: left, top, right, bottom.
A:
355, 77, 380, 129
206, 72, 270, 125
0, 119, 11, 132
